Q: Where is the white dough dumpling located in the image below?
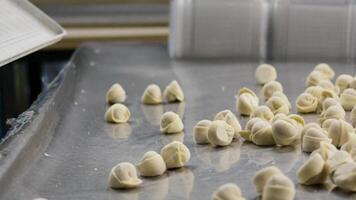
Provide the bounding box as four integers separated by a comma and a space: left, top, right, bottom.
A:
314, 63, 335, 80
141, 84, 162, 104
160, 141, 190, 169
319, 105, 345, 125
255, 64, 277, 85
250, 120, 275, 146
311, 141, 338, 161
306, 71, 324, 87
137, 151, 166, 177
271, 118, 300, 146
193, 120, 212, 144
327, 119, 354, 148
302, 127, 331, 153
340, 88, 356, 111
212, 183, 246, 200
108, 162, 142, 189
336, 74, 353, 93
331, 162, 356, 192
351, 106, 356, 127
208, 120, 235, 147
236, 87, 259, 116
262, 81, 283, 100
262, 174, 295, 200
266, 96, 289, 115
163, 80, 184, 102
295, 92, 318, 113
297, 154, 328, 185
160, 111, 184, 134
214, 110, 241, 139
106, 83, 126, 104
326, 150, 353, 175
105, 103, 131, 123
253, 166, 283, 194
272, 91, 292, 109
250, 105, 274, 122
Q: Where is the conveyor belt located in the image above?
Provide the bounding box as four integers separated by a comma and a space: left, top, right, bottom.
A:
0, 43, 355, 199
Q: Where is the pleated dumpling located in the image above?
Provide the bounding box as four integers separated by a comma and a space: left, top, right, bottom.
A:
250, 105, 274, 122
314, 63, 335, 80
212, 183, 246, 200
208, 120, 235, 147
142, 84, 162, 104
340, 88, 356, 111
163, 80, 184, 102
331, 162, 356, 192
319, 105, 345, 125
311, 141, 338, 161
160, 141, 190, 169
336, 74, 353, 93
306, 71, 324, 87
262, 81, 283, 100
327, 119, 354, 148
302, 127, 331, 153
266, 96, 289, 115
108, 162, 142, 189
262, 174, 295, 200
214, 110, 241, 139
160, 111, 184, 134
297, 154, 328, 185
106, 83, 126, 104
326, 150, 353, 175
193, 120, 212, 144
236, 87, 259, 116
295, 92, 318, 113
253, 166, 283, 194
272, 118, 300, 146
137, 151, 167, 177
255, 64, 277, 85
105, 103, 131, 123
250, 120, 275, 146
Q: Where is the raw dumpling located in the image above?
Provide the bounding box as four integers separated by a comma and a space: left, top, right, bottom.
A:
212, 183, 246, 200
163, 80, 184, 102
239, 117, 262, 141
142, 84, 162, 104
262, 174, 295, 200
253, 166, 283, 194
340, 88, 356, 111
266, 96, 290, 115
208, 120, 235, 147
314, 63, 335, 80
305, 86, 324, 100
255, 64, 277, 85
326, 150, 353, 175
214, 110, 241, 139
108, 162, 142, 189
160, 141, 190, 169
236, 87, 259, 116
160, 111, 184, 134
351, 106, 356, 127
250, 120, 275, 146
327, 119, 354, 147
319, 105, 345, 125
272, 118, 300, 146
106, 83, 126, 104
301, 123, 321, 143
306, 71, 324, 87
250, 106, 274, 122
105, 103, 131, 123
336, 74, 353, 93
295, 92, 318, 113
302, 127, 331, 153
322, 98, 341, 112
311, 141, 338, 161
331, 162, 356, 192
297, 154, 328, 185
262, 81, 283, 100
271, 91, 292, 109
318, 80, 339, 94
137, 151, 167, 177
193, 120, 212, 144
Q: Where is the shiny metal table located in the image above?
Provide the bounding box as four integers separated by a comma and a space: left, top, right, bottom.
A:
0, 43, 355, 200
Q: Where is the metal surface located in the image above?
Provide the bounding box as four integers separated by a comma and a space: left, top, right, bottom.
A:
0, 0, 65, 67
1, 43, 356, 199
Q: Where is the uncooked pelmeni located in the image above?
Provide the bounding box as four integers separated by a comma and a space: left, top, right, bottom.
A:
262, 81, 283, 100
305, 85, 324, 100
340, 135, 356, 160
302, 127, 331, 153
160, 141, 190, 169
327, 119, 354, 147
208, 120, 235, 147
239, 117, 261, 141
306, 71, 324, 87
163, 80, 185, 102
266, 96, 290, 115
105, 103, 131, 123
108, 162, 142, 189
271, 113, 288, 123
141, 84, 162, 104
301, 123, 321, 143
271, 91, 292, 109
295, 92, 318, 113
262, 174, 295, 200
106, 83, 126, 104
319, 89, 339, 110
314, 63, 335, 80
326, 150, 353, 175
318, 80, 339, 94
272, 118, 300, 146
137, 151, 166, 177
332, 162, 356, 192
340, 88, 356, 111
255, 64, 277, 85
250, 120, 275, 146
322, 98, 341, 112
297, 154, 328, 185
319, 105, 345, 125
336, 74, 353, 93
193, 120, 212, 144
351, 106, 356, 127
160, 111, 184, 134
253, 166, 283, 194
250, 105, 274, 122
311, 141, 338, 161
212, 183, 246, 200
236, 87, 259, 116
288, 114, 305, 131
214, 110, 241, 139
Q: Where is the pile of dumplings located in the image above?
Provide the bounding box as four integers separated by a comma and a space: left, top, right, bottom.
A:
104, 62, 356, 198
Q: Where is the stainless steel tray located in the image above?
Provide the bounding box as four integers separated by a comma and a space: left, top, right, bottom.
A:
0, 0, 65, 67
0, 43, 355, 200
